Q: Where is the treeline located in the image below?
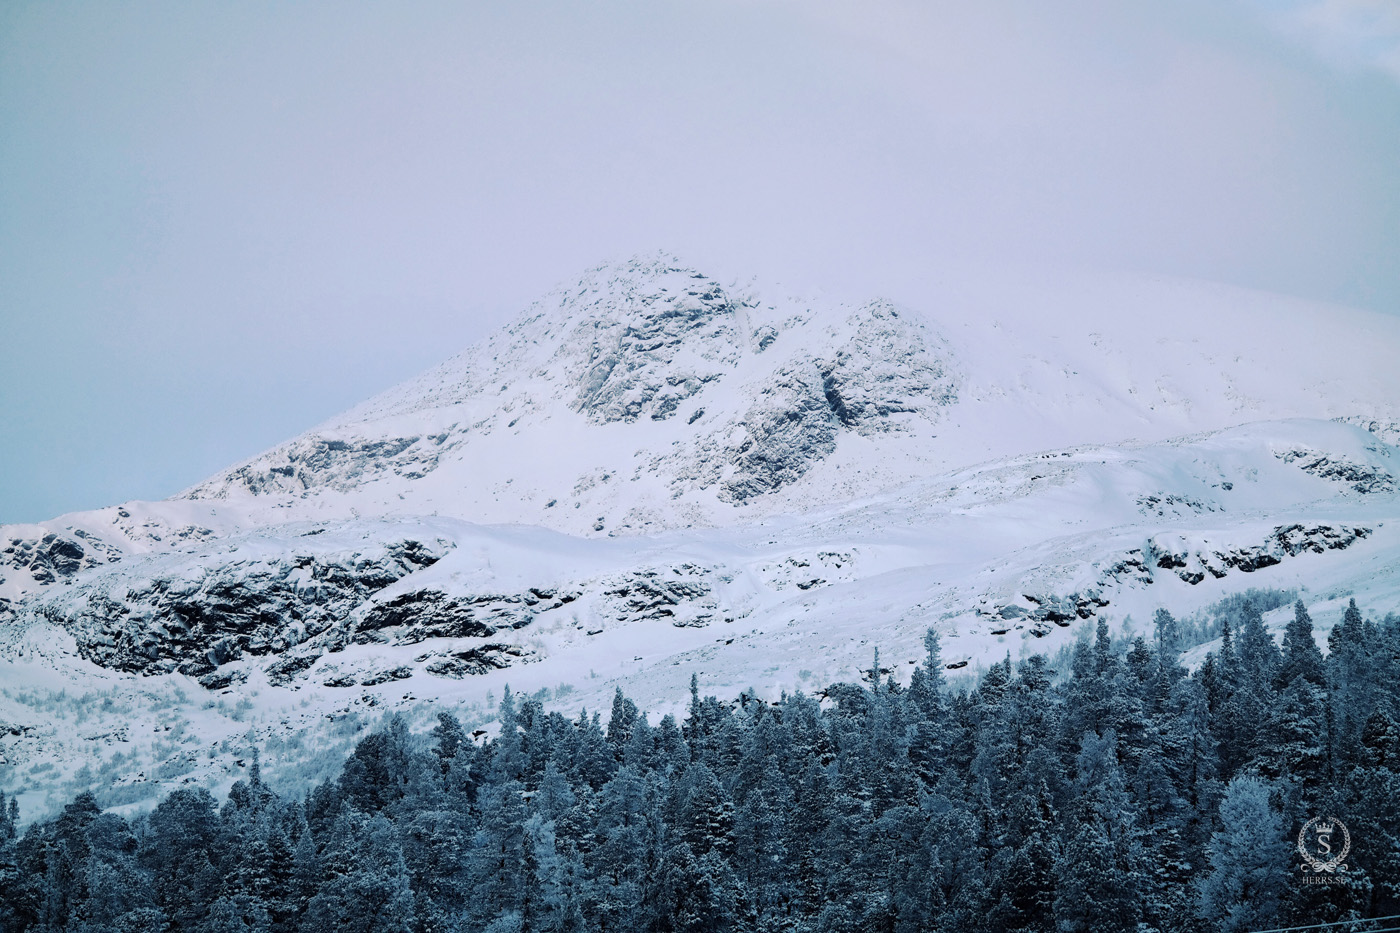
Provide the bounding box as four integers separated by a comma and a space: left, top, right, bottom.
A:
1, 599, 1398, 933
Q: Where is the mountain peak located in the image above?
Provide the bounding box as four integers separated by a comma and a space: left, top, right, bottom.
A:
176, 258, 1400, 539
179, 257, 958, 533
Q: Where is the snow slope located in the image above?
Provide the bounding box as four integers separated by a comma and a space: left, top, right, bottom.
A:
2, 255, 1399, 814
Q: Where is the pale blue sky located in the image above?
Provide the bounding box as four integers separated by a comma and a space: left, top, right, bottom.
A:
2, 0, 1398, 523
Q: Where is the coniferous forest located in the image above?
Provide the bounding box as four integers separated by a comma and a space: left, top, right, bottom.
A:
1, 599, 1398, 933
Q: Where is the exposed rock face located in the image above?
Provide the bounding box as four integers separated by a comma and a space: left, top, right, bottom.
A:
27, 536, 452, 678
547, 263, 961, 504
982, 590, 1109, 637
602, 568, 718, 627
2, 531, 119, 585
1103, 549, 1154, 585
191, 434, 457, 499
718, 302, 956, 501
0, 529, 138, 628
9, 515, 739, 689
1276, 448, 1396, 494
1091, 524, 1374, 591
980, 523, 1373, 635
722, 366, 841, 502
420, 645, 527, 679
354, 588, 578, 644
816, 301, 956, 433
563, 267, 740, 424
1147, 524, 1372, 585
0, 516, 241, 633
1136, 494, 1221, 518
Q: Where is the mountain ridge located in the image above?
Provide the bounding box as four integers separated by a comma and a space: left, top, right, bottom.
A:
172, 255, 1400, 536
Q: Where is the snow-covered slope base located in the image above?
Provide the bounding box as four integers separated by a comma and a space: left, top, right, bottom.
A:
3, 256, 1399, 814
4, 418, 1398, 814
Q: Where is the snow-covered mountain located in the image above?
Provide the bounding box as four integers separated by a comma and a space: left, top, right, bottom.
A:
176, 255, 1400, 534
3, 254, 1400, 813
179, 255, 961, 536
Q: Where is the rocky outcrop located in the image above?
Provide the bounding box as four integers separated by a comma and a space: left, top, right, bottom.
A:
1147, 524, 1371, 585
1091, 524, 1373, 591
1103, 548, 1154, 586
420, 644, 528, 679
10, 516, 745, 688
565, 268, 740, 424
721, 366, 841, 502
353, 588, 578, 644
981, 523, 1373, 636
1334, 416, 1400, 447
814, 301, 956, 434
2, 530, 125, 585
982, 590, 1109, 637
1276, 448, 1396, 494
27, 537, 451, 678
602, 568, 717, 627
1136, 494, 1220, 518
718, 305, 957, 502
187, 433, 459, 499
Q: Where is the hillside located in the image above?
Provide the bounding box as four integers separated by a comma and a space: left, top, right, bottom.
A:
2, 255, 1399, 814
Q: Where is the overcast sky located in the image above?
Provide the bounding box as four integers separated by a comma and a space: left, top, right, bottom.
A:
2, 0, 1399, 523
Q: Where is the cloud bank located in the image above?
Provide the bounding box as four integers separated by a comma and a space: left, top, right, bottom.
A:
1259, 0, 1400, 81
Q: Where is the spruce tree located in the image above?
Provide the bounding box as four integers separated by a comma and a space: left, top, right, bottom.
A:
607, 687, 641, 752
302, 812, 415, 933
1153, 607, 1180, 659
1198, 775, 1289, 933
1279, 599, 1326, 687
